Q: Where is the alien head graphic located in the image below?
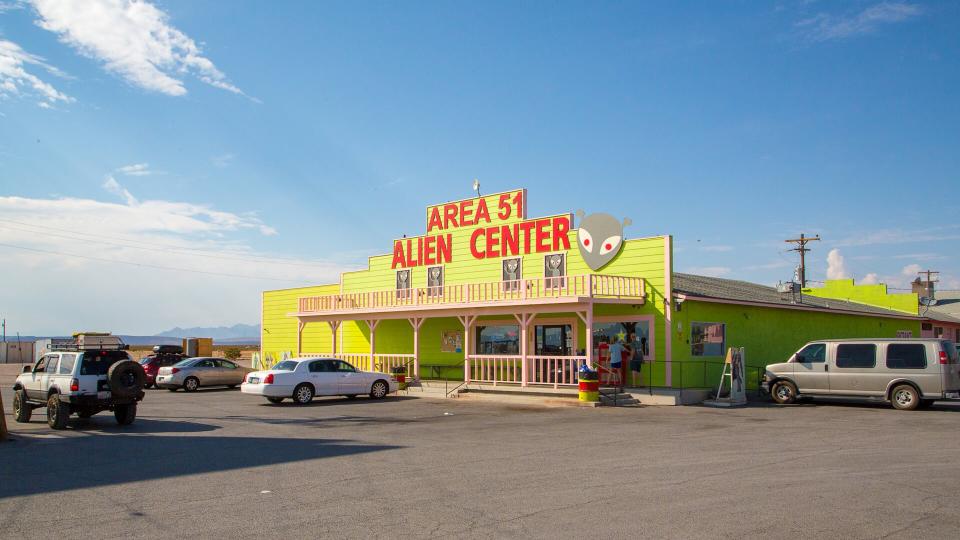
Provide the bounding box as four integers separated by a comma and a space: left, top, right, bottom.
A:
576, 210, 632, 270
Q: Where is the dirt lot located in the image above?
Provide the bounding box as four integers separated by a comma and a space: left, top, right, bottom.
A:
2, 385, 960, 539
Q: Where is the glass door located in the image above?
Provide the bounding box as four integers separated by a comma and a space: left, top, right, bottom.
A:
535, 325, 572, 356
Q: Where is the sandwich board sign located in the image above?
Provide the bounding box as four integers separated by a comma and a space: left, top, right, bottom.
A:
704, 347, 747, 408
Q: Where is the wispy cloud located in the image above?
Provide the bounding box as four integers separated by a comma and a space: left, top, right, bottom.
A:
211, 153, 235, 168
102, 175, 138, 206
699, 244, 733, 253
743, 260, 791, 272
30, 0, 253, 100
832, 225, 960, 248
116, 163, 155, 176
0, 38, 73, 106
685, 266, 732, 278
796, 2, 923, 42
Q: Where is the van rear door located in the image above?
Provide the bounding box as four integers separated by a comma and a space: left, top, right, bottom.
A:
940, 341, 960, 394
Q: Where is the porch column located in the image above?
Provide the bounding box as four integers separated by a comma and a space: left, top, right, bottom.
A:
458, 315, 477, 383
327, 320, 341, 355
297, 321, 305, 357
585, 306, 594, 369
514, 312, 533, 386
366, 319, 379, 372
408, 317, 424, 380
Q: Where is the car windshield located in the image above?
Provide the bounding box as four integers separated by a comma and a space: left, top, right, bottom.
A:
173, 358, 197, 367
273, 360, 298, 371
79, 351, 131, 376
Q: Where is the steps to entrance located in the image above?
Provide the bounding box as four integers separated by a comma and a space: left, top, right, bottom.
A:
599, 390, 641, 407
397, 380, 465, 399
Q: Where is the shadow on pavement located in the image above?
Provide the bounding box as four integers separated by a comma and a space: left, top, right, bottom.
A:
0, 425, 400, 499
10, 417, 222, 433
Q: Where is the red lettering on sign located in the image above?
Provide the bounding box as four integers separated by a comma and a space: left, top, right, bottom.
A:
497, 193, 512, 220
519, 221, 536, 254
513, 190, 524, 219
502, 224, 518, 257
535, 219, 550, 252
470, 228, 485, 259
423, 236, 436, 265
437, 234, 452, 264
553, 216, 571, 251
459, 200, 474, 226
475, 199, 490, 224
391, 241, 406, 269
427, 207, 442, 232
443, 204, 458, 230
485, 226, 501, 259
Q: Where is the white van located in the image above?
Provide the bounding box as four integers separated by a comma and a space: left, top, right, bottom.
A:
762, 339, 960, 410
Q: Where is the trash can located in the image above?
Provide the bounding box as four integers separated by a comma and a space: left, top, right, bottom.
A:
578, 365, 599, 403
391, 366, 408, 390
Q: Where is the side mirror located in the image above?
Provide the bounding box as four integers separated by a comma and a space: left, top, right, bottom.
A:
22, 365, 31, 373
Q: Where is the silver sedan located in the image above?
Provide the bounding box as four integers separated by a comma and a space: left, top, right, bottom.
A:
156, 357, 254, 392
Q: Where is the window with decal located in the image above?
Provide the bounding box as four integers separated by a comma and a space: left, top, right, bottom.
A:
476, 325, 520, 355
544, 253, 566, 288
502, 258, 521, 292
426, 266, 443, 296
691, 322, 725, 357
396, 269, 412, 300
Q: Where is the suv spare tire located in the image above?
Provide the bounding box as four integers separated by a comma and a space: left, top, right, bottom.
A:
108, 360, 146, 399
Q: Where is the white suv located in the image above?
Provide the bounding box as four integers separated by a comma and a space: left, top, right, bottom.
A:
11, 336, 146, 429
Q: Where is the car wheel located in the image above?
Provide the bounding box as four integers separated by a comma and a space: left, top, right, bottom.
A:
13, 389, 31, 423
770, 380, 797, 405
293, 383, 314, 405
47, 395, 70, 430
183, 377, 200, 392
891, 384, 920, 411
370, 380, 388, 400
114, 404, 137, 425
266, 397, 284, 404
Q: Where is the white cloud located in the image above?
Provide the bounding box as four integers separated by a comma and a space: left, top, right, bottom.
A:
832, 226, 960, 248
797, 2, 923, 42
116, 162, 153, 176
826, 248, 849, 280
0, 192, 357, 334
102, 175, 138, 205
686, 266, 732, 278
860, 273, 880, 285
0, 38, 73, 106
211, 153, 234, 168
30, 0, 251, 99
743, 260, 791, 271
901, 263, 922, 277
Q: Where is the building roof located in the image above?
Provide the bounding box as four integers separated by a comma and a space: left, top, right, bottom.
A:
924, 290, 960, 324
673, 273, 919, 319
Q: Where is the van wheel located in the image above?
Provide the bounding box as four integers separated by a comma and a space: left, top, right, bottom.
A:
13, 389, 31, 423
891, 384, 920, 411
770, 381, 797, 405
47, 395, 70, 430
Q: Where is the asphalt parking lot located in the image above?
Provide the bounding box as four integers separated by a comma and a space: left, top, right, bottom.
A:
2, 386, 960, 540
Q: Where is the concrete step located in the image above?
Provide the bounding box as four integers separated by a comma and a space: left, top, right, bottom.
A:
599, 393, 641, 407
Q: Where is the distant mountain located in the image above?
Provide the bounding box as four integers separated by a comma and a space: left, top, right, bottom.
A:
156, 324, 261, 340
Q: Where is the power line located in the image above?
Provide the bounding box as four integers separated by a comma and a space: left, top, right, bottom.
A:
0, 241, 314, 284
784, 233, 820, 287
0, 217, 335, 266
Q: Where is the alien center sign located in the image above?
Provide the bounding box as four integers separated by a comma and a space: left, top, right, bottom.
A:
389, 188, 631, 272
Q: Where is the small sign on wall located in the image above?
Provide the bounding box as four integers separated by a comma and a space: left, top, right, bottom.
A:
441, 330, 463, 353
896, 330, 913, 338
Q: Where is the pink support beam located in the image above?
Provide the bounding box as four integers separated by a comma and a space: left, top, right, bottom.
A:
408, 317, 424, 379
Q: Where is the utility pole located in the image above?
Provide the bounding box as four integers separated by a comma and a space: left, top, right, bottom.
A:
785, 233, 820, 288
918, 270, 939, 297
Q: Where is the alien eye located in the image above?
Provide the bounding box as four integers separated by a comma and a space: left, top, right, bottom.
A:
579, 229, 594, 252
599, 235, 621, 255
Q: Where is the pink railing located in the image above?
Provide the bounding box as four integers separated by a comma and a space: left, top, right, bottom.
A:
298, 274, 645, 313
298, 352, 415, 374
465, 355, 588, 388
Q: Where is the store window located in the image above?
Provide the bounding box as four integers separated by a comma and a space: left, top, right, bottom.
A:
934, 327, 944, 338
544, 253, 566, 287
475, 325, 519, 355
592, 321, 651, 363
396, 269, 412, 299
426, 266, 443, 296
502, 258, 522, 292
691, 322, 725, 357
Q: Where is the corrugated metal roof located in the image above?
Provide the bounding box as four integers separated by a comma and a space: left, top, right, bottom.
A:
673, 273, 919, 319
925, 290, 960, 323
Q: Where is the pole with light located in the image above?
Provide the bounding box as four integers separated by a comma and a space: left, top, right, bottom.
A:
472, 179, 481, 198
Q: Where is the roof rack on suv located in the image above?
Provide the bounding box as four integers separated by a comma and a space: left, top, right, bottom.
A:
50, 332, 129, 351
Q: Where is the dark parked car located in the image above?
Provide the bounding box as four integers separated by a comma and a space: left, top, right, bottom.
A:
140, 350, 186, 389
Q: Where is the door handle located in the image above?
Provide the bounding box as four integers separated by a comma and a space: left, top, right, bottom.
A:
824, 365, 829, 371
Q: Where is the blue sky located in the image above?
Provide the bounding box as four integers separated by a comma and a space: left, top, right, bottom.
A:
1, 0, 958, 335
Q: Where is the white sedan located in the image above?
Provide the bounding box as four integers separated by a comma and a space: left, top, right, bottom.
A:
241, 357, 398, 405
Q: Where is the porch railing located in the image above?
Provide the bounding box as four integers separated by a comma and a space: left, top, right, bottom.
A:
297, 274, 645, 314
298, 352, 415, 374
465, 355, 588, 389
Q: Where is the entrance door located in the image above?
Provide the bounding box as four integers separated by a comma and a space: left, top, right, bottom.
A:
535, 325, 571, 356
